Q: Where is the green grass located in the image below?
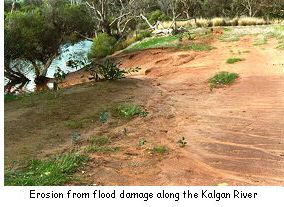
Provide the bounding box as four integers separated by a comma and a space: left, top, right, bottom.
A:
253, 35, 268, 46
86, 145, 120, 153
86, 135, 119, 153
5, 152, 89, 186
273, 26, 284, 49
220, 32, 240, 42
90, 136, 110, 146
182, 43, 215, 51
65, 114, 98, 129
113, 103, 146, 119
125, 35, 179, 52
151, 146, 168, 154
4, 94, 20, 102
226, 57, 243, 64
209, 71, 239, 89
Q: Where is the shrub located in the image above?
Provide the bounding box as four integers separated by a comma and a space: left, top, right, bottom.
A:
88, 60, 140, 81
136, 30, 152, 41
195, 18, 211, 27
88, 33, 117, 59
212, 18, 226, 26
151, 146, 168, 154
226, 57, 243, 64
209, 71, 239, 89
149, 10, 170, 24
238, 17, 266, 26
229, 18, 239, 26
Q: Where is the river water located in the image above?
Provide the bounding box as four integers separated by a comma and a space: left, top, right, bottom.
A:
5, 40, 92, 92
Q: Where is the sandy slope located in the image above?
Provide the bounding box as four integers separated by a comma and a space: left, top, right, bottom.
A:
109, 37, 284, 185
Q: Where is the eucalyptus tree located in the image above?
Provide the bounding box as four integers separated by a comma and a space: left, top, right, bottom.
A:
4, 0, 95, 91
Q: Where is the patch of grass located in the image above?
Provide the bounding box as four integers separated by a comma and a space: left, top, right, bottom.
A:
220, 34, 240, 42
253, 35, 268, 46
125, 35, 179, 52
5, 152, 89, 186
273, 26, 284, 49
4, 94, 20, 102
182, 43, 215, 51
65, 114, 98, 129
113, 103, 146, 119
90, 136, 110, 146
226, 57, 243, 64
209, 71, 239, 89
151, 146, 168, 154
66, 120, 84, 129
86, 145, 120, 153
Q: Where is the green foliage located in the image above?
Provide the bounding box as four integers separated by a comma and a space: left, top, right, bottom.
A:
86, 135, 119, 153
66, 120, 84, 129
148, 10, 170, 24
71, 132, 81, 144
86, 146, 120, 153
136, 30, 152, 41
5, 152, 89, 186
99, 111, 109, 123
97, 60, 127, 80
4, 94, 20, 102
5, 2, 94, 81
209, 71, 239, 89
151, 146, 168, 154
226, 57, 243, 64
114, 103, 146, 119
138, 138, 147, 147
90, 136, 110, 146
89, 60, 140, 80
88, 33, 117, 59
183, 43, 215, 51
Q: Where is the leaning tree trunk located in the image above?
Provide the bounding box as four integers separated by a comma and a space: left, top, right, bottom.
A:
4, 68, 30, 94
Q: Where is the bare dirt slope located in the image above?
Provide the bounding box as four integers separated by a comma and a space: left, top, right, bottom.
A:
5, 36, 284, 186
108, 36, 284, 185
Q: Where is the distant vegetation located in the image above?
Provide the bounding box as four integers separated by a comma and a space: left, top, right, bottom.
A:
4, 0, 284, 93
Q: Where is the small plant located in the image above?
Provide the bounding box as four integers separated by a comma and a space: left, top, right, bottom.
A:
99, 111, 109, 123
226, 57, 243, 64
88, 60, 140, 81
209, 71, 239, 89
138, 138, 147, 147
71, 132, 81, 144
152, 146, 168, 154
177, 137, 187, 148
139, 111, 149, 118
5, 152, 89, 186
114, 103, 146, 119
90, 136, 110, 146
